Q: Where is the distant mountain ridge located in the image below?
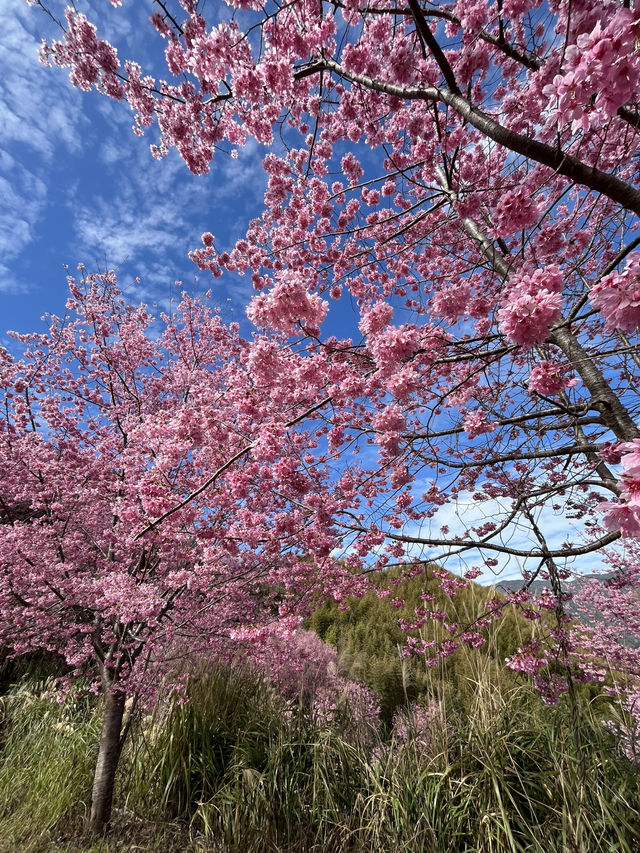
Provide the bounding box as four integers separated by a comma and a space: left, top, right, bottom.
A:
495, 573, 614, 615
495, 573, 612, 595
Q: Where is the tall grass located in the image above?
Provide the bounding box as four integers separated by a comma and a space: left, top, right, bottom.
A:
1, 666, 639, 852
0, 683, 99, 852
127, 666, 640, 852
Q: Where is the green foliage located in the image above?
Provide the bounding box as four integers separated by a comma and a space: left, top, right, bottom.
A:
0, 649, 69, 695
310, 566, 535, 722
118, 663, 640, 852
0, 682, 99, 852
125, 665, 283, 820
125, 673, 640, 852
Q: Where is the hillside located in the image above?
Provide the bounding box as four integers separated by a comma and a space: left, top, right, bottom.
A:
310, 566, 543, 723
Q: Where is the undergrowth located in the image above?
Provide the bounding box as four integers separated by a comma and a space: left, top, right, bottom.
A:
1, 667, 639, 853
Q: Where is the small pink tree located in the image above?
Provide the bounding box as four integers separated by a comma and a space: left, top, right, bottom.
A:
0, 270, 362, 834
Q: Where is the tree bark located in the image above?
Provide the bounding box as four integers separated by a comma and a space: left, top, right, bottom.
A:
318, 58, 640, 216
549, 326, 640, 441
88, 684, 126, 837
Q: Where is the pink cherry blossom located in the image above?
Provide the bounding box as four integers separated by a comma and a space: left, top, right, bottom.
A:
544, 8, 640, 133
246, 272, 328, 334
26, 0, 640, 754
590, 254, 640, 333
497, 268, 563, 347
528, 360, 568, 396
494, 189, 541, 235
462, 410, 497, 439
599, 502, 640, 538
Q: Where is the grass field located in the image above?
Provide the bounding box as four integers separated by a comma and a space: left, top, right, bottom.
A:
1, 661, 639, 853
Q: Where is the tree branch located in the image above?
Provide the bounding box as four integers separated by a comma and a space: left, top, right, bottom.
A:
318, 59, 640, 217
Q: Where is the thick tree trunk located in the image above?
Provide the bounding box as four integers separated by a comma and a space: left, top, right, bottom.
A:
88, 685, 126, 837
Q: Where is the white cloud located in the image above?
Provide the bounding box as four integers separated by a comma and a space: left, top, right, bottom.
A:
3, 2, 270, 324
397, 490, 610, 585
70, 131, 268, 309
0, 154, 47, 257
0, 4, 85, 160
0, 262, 29, 296
99, 138, 123, 167
0, 1, 89, 296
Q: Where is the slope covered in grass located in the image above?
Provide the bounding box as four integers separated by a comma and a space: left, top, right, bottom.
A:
310, 565, 541, 722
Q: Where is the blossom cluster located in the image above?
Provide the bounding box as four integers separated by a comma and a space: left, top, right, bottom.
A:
246, 272, 328, 335
391, 702, 440, 753
590, 254, 640, 334
234, 626, 380, 730
600, 440, 640, 538
462, 409, 497, 439
497, 267, 563, 347
493, 188, 541, 236
544, 8, 640, 133
527, 360, 568, 397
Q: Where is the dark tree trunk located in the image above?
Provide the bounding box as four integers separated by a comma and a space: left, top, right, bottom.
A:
88, 684, 126, 837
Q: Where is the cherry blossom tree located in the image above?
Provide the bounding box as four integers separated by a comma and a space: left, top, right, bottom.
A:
0, 270, 367, 834
27, 0, 640, 732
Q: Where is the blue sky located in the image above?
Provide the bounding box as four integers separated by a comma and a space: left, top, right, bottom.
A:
2, 0, 269, 340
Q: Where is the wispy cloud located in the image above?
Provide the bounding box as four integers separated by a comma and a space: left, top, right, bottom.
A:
0, 262, 28, 296
1, 2, 87, 298
1, 5, 85, 161
397, 490, 610, 584
0, 152, 47, 261
4, 1, 267, 324
71, 132, 268, 309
